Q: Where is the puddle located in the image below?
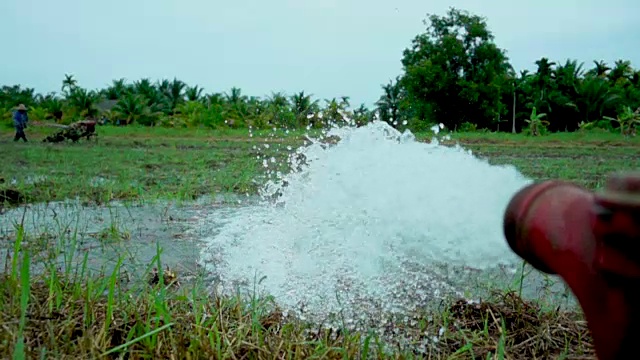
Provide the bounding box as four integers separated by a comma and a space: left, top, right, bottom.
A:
0, 194, 256, 286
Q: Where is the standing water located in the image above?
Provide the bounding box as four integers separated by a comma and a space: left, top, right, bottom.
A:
199, 121, 563, 328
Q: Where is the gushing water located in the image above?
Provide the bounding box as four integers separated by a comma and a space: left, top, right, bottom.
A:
200, 121, 533, 325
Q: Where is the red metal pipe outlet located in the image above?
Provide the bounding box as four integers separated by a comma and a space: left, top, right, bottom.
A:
503, 172, 640, 360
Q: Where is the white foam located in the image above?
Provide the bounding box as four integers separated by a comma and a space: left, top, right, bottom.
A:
200, 121, 532, 321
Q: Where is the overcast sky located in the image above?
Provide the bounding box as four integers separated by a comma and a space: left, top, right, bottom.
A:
1, 0, 638, 106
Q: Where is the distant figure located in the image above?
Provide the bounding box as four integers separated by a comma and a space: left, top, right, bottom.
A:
12, 104, 29, 142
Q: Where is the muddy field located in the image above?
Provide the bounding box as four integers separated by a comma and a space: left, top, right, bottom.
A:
0, 194, 253, 285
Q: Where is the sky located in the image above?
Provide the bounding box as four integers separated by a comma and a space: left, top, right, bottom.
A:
1, 0, 639, 107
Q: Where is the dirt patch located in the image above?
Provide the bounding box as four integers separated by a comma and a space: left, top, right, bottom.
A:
439, 291, 593, 358
143, 163, 161, 170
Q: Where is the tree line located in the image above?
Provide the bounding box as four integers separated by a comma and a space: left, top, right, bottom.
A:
1, 7, 638, 135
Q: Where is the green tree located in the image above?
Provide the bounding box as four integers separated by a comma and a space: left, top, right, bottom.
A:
112, 93, 158, 125
376, 78, 404, 127
399, 7, 511, 130
290, 91, 319, 126
545, 59, 582, 131
586, 60, 610, 78
185, 85, 204, 102
66, 87, 101, 119
102, 78, 128, 100
61, 74, 78, 96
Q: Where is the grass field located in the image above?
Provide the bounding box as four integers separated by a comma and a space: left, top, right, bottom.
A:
1, 124, 639, 359
3, 125, 638, 205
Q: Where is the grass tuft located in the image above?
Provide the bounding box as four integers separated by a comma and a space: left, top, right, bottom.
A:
0, 232, 596, 359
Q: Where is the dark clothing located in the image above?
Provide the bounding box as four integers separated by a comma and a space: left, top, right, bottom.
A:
14, 127, 27, 142
12, 110, 28, 142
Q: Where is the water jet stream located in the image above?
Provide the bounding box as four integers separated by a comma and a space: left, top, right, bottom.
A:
200, 121, 557, 326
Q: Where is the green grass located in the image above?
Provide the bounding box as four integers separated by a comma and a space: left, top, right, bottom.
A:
1, 125, 312, 204
2, 124, 638, 358
0, 237, 594, 359
438, 130, 640, 190
2, 125, 638, 206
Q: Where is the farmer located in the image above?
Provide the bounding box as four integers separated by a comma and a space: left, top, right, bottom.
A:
12, 104, 29, 142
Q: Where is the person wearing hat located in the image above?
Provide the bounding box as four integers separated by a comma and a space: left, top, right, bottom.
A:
12, 104, 29, 142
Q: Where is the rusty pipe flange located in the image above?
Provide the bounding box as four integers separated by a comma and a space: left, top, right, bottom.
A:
503, 181, 563, 274
596, 172, 640, 208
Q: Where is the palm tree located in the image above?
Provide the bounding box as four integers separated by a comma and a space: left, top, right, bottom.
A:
608, 60, 634, 85
267, 92, 289, 108
339, 96, 350, 109
547, 60, 582, 130
67, 88, 102, 118
352, 104, 372, 126
156, 79, 171, 96
223, 87, 248, 123
61, 74, 77, 96
185, 85, 203, 102
533, 57, 556, 110
587, 60, 611, 78
1, 85, 36, 108
632, 71, 640, 87
290, 91, 318, 125
174, 100, 207, 127
205, 93, 225, 108
322, 98, 350, 125
112, 93, 155, 125
224, 87, 245, 104
166, 78, 186, 112
577, 75, 621, 123
265, 92, 292, 127
132, 78, 167, 113
245, 96, 266, 122
38, 93, 64, 121
376, 79, 402, 126
133, 78, 156, 98
103, 78, 128, 100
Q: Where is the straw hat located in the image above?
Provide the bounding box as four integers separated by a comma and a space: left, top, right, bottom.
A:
16, 104, 27, 111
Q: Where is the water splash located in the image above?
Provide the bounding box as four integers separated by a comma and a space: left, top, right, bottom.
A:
200, 121, 533, 324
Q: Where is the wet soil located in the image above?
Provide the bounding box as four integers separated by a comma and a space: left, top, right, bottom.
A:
0, 194, 251, 285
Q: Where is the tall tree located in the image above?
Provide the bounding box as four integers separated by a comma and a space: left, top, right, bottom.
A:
376, 77, 404, 126
399, 7, 512, 130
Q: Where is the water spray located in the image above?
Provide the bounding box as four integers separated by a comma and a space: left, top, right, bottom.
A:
202, 120, 533, 326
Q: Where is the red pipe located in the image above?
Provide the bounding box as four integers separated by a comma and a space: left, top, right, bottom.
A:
503, 172, 640, 360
